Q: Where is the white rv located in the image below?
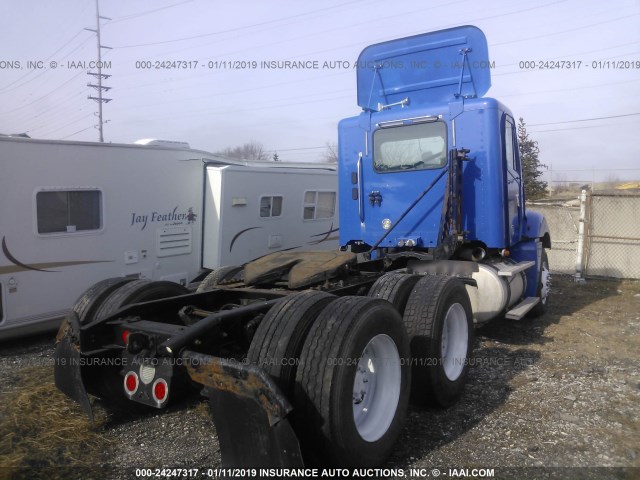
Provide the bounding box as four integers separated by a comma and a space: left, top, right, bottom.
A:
0, 135, 338, 339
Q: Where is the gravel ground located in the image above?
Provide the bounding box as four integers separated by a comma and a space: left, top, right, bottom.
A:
1, 275, 639, 479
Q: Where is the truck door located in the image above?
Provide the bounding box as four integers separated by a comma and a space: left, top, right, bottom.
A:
359, 119, 449, 249
503, 115, 522, 245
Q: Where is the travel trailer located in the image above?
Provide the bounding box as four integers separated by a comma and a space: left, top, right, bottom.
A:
0, 135, 338, 339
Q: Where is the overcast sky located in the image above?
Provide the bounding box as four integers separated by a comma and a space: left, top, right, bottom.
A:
1, 0, 639, 183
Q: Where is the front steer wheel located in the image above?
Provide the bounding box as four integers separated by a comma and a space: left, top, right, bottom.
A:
529, 248, 550, 318
294, 296, 410, 467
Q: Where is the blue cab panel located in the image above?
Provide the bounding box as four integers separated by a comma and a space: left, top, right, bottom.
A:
340, 26, 526, 251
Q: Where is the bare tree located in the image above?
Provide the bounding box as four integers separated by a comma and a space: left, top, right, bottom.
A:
217, 141, 269, 161
321, 141, 338, 163
517, 118, 547, 200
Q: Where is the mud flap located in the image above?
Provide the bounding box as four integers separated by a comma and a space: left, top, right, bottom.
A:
54, 313, 94, 422
183, 351, 304, 468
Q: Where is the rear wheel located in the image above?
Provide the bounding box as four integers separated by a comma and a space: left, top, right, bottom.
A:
246, 290, 336, 397
71, 277, 136, 325
294, 297, 410, 467
529, 248, 550, 317
403, 275, 473, 407
56, 277, 135, 345
94, 280, 189, 321
367, 272, 420, 315
196, 265, 243, 292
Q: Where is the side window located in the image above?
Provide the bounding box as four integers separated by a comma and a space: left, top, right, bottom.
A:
303, 191, 336, 220
504, 118, 517, 172
260, 196, 283, 218
36, 189, 102, 234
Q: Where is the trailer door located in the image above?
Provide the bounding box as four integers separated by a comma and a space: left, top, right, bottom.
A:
202, 166, 223, 269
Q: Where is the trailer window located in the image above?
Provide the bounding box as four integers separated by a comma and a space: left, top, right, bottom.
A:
373, 122, 447, 172
260, 196, 283, 217
36, 190, 102, 234
303, 191, 336, 220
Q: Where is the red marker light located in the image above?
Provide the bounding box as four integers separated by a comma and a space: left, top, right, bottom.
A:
124, 372, 139, 395
122, 330, 130, 345
152, 378, 168, 403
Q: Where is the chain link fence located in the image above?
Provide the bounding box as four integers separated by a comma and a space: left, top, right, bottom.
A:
528, 193, 640, 280
584, 193, 640, 279
528, 203, 580, 275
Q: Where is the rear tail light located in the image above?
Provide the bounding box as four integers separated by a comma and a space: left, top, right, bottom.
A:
124, 371, 139, 395
122, 330, 130, 345
152, 378, 169, 404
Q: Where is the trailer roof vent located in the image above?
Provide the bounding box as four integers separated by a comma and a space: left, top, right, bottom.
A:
134, 139, 191, 149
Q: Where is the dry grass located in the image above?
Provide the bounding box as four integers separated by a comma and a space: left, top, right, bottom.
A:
0, 365, 110, 477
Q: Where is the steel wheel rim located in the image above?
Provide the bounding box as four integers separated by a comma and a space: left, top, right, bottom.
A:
441, 303, 468, 381
352, 333, 401, 442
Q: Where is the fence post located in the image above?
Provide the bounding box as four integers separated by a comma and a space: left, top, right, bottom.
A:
574, 189, 587, 283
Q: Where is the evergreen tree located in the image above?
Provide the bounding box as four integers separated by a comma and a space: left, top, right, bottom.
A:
272, 152, 280, 162
517, 117, 547, 200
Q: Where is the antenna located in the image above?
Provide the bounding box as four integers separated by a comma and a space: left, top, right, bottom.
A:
85, 0, 111, 142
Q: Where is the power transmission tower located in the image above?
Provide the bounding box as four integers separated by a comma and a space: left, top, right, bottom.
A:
85, 0, 111, 142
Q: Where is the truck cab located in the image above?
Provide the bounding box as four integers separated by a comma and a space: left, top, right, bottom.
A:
338, 25, 550, 302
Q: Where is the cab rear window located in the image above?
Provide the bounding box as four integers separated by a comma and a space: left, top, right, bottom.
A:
373, 122, 447, 172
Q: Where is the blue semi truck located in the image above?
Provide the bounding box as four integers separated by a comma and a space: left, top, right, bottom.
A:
55, 26, 551, 468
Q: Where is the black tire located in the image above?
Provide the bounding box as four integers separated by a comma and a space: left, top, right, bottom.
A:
403, 275, 473, 408
294, 297, 410, 467
529, 248, 550, 317
196, 265, 244, 293
246, 291, 336, 397
367, 273, 421, 315
55, 277, 136, 342
85, 280, 189, 405
95, 279, 189, 321
72, 277, 136, 325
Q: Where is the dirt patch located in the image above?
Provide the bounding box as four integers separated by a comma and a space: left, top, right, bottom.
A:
389, 276, 640, 474
0, 365, 110, 480
1, 276, 639, 479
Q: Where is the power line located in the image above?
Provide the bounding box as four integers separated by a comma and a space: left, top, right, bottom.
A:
491, 13, 640, 47
498, 78, 640, 98
107, 0, 193, 24
0, 70, 86, 115
35, 112, 94, 137
529, 112, 640, 127
263, 146, 326, 153
60, 125, 95, 140
0, 31, 87, 94
114, 0, 368, 48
